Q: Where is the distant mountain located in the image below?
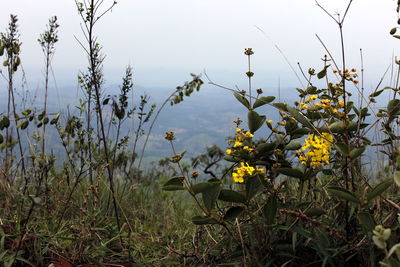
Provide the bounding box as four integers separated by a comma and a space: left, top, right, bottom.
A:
0, 78, 300, 167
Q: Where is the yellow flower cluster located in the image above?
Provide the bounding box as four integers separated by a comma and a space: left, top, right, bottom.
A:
232, 162, 264, 183
297, 132, 333, 167
297, 94, 345, 116
226, 128, 254, 155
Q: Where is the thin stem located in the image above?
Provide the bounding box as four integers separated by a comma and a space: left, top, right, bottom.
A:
247, 55, 252, 107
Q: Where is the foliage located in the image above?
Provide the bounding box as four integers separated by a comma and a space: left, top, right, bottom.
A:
161, 2, 400, 266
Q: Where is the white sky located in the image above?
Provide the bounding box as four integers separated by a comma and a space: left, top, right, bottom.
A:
0, 0, 399, 88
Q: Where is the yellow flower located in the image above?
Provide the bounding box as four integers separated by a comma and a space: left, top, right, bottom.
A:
245, 132, 254, 138
226, 149, 232, 155
232, 162, 259, 183
306, 94, 317, 103
243, 146, 254, 152
338, 100, 345, 108
234, 141, 243, 148
299, 132, 333, 167
268, 120, 274, 124
321, 103, 330, 109
278, 121, 286, 126
301, 104, 309, 110
236, 128, 241, 133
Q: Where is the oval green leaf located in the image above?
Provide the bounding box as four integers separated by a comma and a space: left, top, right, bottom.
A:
366, 179, 393, 202
327, 186, 360, 204
285, 140, 302, 150
253, 96, 275, 109
223, 206, 245, 221
349, 146, 366, 159
248, 110, 266, 133
234, 92, 250, 109
162, 177, 184, 191
277, 168, 304, 179
218, 189, 246, 203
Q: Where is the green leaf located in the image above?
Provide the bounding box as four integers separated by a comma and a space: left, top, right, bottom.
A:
253, 96, 275, 109
223, 155, 237, 162
328, 121, 346, 133
17, 121, 28, 129
256, 142, 276, 153
0, 116, 10, 130
223, 206, 244, 221
305, 207, 326, 217
162, 177, 184, 191
349, 146, 366, 159
358, 212, 375, 234
394, 171, 400, 187
43, 117, 49, 125
335, 142, 350, 156
391, 27, 397, 35
347, 121, 358, 132
291, 128, 311, 135
38, 111, 45, 121
202, 181, 221, 211
388, 99, 400, 116
306, 86, 317, 94
369, 89, 384, 98
50, 113, 61, 125
286, 106, 313, 129
327, 186, 360, 204
285, 140, 302, 150
248, 110, 266, 133
263, 196, 277, 224
272, 102, 288, 111
218, 189, 246, 203
192, 182, 216, 195
21, 109, 32, 116
366, 179, 393, 202
20, 121, 29, 130
191, 216, 218, 225
233, 92, 250, 109
277, 168, 304, 179
245, 176, 262, 201
317, 69, 327, 79
0, 134, 3, 144
317, 65, 330, 79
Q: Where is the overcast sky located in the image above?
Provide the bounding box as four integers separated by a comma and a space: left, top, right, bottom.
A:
0, 0, 399, 88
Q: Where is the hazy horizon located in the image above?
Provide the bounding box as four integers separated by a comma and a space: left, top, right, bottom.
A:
0, 0, 399, 91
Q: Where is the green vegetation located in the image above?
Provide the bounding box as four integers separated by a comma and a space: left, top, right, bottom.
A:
1, 0, 400, 266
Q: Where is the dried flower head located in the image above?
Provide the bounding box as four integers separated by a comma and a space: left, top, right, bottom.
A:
244, 48, 254, 56
164, 131, 175, 141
